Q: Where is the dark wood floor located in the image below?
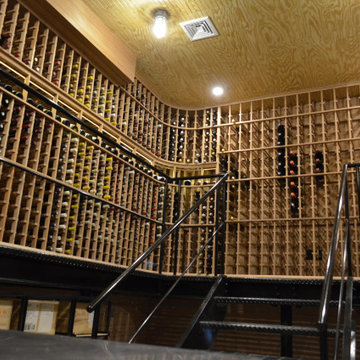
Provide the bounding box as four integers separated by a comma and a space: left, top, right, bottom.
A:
0, 330, 300, 360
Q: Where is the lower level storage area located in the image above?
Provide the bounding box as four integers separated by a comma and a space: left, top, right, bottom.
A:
0, 250, 359, 360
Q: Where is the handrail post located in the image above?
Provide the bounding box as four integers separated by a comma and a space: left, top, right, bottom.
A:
319, 322, 328, 360
220, 178, 227, 275
342, 278, 354, 360
173, 179, 182, 275
334, 213, 350, 360
318, 164, 348, 326
356, 167, 360, 226
215, 185, 220, 276
317, 164, 349, 360
344, 182, 352, 278
159, 177, 169, 274
215, 178, 227, 276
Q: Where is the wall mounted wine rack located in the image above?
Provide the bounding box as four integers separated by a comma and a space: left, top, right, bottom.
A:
0, 0, 359, 278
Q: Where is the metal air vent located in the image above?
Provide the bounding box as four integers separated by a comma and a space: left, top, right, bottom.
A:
180, 16, 218, 41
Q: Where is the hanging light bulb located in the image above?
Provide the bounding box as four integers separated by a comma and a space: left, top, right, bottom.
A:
152, 9, 169, 39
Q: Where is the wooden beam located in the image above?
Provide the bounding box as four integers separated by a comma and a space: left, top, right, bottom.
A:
19, 0, 136, 85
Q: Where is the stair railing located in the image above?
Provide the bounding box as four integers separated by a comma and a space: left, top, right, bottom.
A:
0, 66, 229, 319
169, 174, 228, 276
318, 164, 359, 360
128, 222, 225, 343
0, 156, 160, 225
87, 173, 228, 313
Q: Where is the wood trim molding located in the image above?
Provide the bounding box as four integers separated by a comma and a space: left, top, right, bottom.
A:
19, 0, 136, 85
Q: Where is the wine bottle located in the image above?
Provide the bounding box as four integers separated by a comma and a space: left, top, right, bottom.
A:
288, 150, 298, 175
290, 197, 299, 214
1, 94, 10, 108
314, 148, 324, 178
0, 110, 7, 120
277, 124, 285, 146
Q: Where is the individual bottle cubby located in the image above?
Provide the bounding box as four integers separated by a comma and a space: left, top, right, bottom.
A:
168, 129, 176, 162
314, 147, 324, 178
194, 128, 202, 164
288, 149, 299, 216
202, 128, 211, 163
32, 24, 49, 74
277, 123, 286, 177
176, 115, 185, 163
0, 0, 19, 53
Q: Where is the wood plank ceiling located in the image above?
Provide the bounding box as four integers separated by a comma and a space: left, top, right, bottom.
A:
83, 0, 360, 109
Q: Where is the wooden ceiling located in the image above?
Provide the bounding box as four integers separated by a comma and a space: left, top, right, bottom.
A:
83, 0, 360, 109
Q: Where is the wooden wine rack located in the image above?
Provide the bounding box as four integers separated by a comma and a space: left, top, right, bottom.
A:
0, 81, 168, 268
0, 0, 220, 168
218, 92, 360, 277
0, 0, 359, 278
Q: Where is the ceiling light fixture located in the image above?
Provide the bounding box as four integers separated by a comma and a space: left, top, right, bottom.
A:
212, 86, 224, 96
152, 9, 169, 39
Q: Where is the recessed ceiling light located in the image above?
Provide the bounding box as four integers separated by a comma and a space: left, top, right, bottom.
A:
212, 86, 224, 96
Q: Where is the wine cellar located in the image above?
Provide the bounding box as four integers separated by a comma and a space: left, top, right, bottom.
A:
0, 0, 359, 278
0, 0, 359, 358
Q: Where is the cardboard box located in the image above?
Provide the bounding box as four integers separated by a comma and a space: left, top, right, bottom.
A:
73, 303, 94, 335
0, 300, 13, 330
24, 300, 59, 335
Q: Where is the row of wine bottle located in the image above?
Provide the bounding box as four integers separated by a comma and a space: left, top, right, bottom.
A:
277, 125, 325, 177
1, 10, 220, 165
0, 82, 168, 222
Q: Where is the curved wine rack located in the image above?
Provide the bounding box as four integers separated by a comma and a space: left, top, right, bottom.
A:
0, 0, 360, 278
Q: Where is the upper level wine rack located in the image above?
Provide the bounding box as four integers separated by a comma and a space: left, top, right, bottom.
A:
0, 67, 223, 276
0, 0, 360, 278
0, 0, 219, 167
218, 91, 360, 277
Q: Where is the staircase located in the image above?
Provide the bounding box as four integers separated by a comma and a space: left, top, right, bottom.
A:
177, 275, 355, 359
177, 164, 360, 359
83, 164, 357, 359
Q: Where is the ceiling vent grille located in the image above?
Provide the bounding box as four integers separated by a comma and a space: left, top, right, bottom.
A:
180, 17, 218, 41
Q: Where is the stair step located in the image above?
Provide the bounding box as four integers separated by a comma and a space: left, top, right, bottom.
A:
213, 297, 340, 306
199, 321, 339, 337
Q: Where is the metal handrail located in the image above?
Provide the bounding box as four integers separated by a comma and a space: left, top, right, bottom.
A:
128, 222, 225, 343
171, 174, 225, 181
0, 156, 161, 225
87, 173, 228, 312
0, 66, 169, 179
318, 164, 348, 326
0, 65, 229, 311
317, 163, 359, 360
